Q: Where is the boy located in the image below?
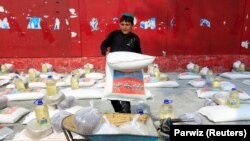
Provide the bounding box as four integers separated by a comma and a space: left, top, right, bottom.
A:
100, 13, 142, 113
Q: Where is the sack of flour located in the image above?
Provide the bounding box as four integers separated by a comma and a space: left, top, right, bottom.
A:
103, 64, 151, 101
106, 52, 155, 72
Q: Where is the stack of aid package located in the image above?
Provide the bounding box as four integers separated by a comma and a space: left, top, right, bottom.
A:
103, 52, 155, 101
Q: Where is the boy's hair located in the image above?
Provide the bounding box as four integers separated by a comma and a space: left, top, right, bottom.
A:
120, 13, 134, 25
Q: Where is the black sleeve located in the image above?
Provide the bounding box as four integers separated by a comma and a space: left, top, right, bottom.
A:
134, 36, 142, 54
100, 32, 113, 55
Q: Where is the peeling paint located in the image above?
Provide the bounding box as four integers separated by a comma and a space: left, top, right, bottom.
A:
69, 8, 77, 18
200, 18, 211, 28
140, 18, 156, 29
245, 26, 248, 31
113, 17, 118, 21
69, 8, 76, 15
170, 18, 175, 28
133, 16, 137, 25
90, 18, 98, 31
71, 32, 77, 38
27, 17, 41, 29
43, 15, 49, 18
54, 18, 60, 30
0, 6, 5, 12
241, 40, 249, 49
162, 51, 166, 57
246, 14, 248, 19
0, 17, 10, 29
223, 21, 226, 25
65, 19, 69, 25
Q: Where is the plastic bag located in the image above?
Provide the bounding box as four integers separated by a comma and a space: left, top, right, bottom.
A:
57, 96, 75, 110
119, 114, 149, 135
204, 98, 217, 107
73, 107, 102, 134
51, 110, 71, 132
94, 116, 120, 134
178, 112, 203, 125
212, 93, 228, 105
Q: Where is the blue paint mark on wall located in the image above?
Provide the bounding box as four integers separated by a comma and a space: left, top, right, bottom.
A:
140, 18, 156, 30
200, 19, 211, 28
0, 17, 10, 29
90, 18, 98, 31
27, 17, 41, 29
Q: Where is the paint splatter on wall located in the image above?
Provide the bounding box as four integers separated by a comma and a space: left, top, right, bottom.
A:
0, 17, 10, 29
69, 8, 77, 18
71, 32, 77, 38
140, 18, 156, 29
241, 40, 249, 49
200, 18, 211, 28
90, 18, 98, 31
0, 6, 4, 12
27, 17, 41, 29
54, 18, 60, 30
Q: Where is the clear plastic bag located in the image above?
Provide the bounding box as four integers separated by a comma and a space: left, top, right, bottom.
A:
212, 93, 228, 105
73, 107, 102, 135
51, 110, 71, 132
119, 114, 149, 135
57, 96, 75, 110
94, 116, 120, 134
178, 112, 203, 125
204, 98, 217, 107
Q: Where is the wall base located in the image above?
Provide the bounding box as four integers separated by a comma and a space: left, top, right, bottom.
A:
1, 55, 249, 73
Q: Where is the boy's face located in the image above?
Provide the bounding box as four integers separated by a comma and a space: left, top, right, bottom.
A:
120, 21, 133, 35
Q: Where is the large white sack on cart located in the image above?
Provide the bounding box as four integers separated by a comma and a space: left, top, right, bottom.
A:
106, 51, 155, 72
104, 52, 155, 101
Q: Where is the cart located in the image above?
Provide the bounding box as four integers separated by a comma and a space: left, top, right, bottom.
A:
62, 114, 160, 141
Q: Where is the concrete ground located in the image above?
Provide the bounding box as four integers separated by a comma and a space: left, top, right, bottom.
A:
1, 72, 250, 140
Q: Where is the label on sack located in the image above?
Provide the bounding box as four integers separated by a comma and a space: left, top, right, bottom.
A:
112, 70, 145, 95
0, 107, 18, 115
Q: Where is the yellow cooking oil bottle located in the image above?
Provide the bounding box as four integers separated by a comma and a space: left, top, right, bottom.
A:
46, 75, 57, 96
212, 74, 221, 89
41, 63, 48, 73
227, 88, 240, 108
1, 64, 8, 74
15, 76, 26, 91
84, 64, 91, 74
71, 74, 79, 89
34, 99, 50, 126
28, 68, 36, 82
160, 99, 174, 120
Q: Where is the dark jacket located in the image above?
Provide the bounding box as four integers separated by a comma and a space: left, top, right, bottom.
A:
100, 30, 141, 55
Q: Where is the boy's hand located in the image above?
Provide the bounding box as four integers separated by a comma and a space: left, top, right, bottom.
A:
105, 51, 110, 56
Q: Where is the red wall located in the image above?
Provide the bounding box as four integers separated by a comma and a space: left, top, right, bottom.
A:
0, 0, 250, 72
